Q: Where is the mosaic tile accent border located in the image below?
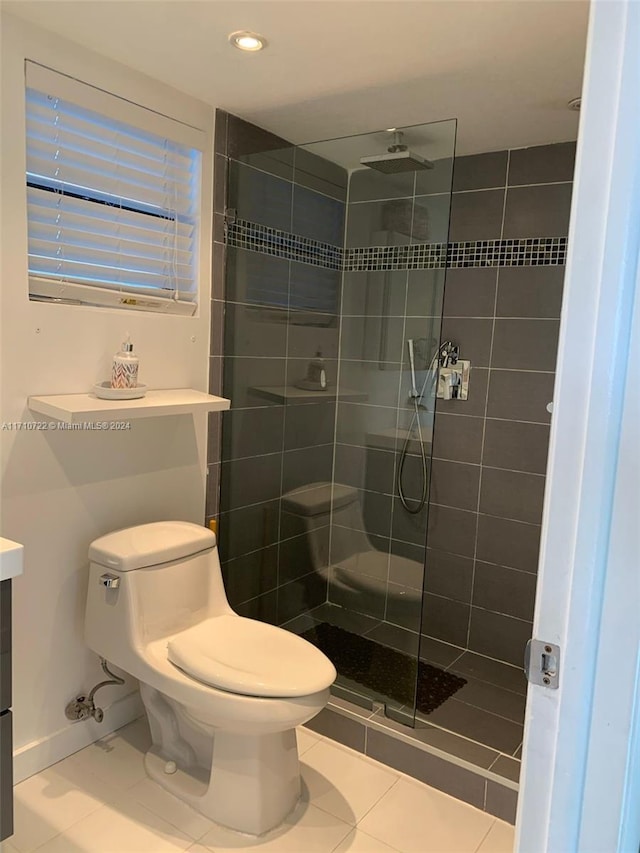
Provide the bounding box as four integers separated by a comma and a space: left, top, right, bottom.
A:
446, 237, 567, 269
226, 218, 342, 270
226, 217, 567, 270
344, 243, 446, 271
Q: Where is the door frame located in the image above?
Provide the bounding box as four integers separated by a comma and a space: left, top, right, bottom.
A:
516, 1, 640, 850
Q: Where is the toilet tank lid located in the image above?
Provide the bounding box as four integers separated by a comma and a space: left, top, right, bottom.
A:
281, 482, 357, 516
88, 521, 216, 571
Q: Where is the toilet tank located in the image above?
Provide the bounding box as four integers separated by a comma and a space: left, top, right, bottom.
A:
281, 482, 359, 523
281, 482, 365, 567
85, 522, 229, 661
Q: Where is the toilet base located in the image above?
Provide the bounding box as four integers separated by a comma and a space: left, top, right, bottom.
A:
137, 680, 316, 834
145, 730, 301, 835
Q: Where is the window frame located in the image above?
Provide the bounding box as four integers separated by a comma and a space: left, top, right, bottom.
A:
24, 61, 207, 316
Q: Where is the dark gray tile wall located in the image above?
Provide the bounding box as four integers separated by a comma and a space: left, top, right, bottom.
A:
209, 110, 347, 626
425, 142, 574, 667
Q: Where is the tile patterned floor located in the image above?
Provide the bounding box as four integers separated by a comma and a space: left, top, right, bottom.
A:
3, 718, 514, 853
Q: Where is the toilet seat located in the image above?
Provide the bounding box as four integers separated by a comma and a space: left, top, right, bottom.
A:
167, 615, 336, 698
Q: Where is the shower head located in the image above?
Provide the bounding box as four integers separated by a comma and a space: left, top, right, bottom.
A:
360, 150, 434, 173
360, 130, 434, 173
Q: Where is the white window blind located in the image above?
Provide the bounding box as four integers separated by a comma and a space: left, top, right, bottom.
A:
25, 63, 203, 314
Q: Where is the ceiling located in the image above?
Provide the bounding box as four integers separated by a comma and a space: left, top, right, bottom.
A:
4, 0, 589, 156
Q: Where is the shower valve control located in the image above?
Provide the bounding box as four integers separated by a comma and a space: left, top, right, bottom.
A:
437, 360, 471, 401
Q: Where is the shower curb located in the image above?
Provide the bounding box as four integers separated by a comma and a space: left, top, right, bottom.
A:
304, 695, 518, 824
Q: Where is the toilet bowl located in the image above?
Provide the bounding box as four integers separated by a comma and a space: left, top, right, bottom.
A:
282, 482, 422, 607
84, 521, 336, 835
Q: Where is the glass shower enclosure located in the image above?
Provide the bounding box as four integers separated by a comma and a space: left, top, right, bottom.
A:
219, 118, 457, 727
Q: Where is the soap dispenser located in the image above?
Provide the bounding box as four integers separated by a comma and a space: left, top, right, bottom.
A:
111, 334, 139, 389
294, 348, 328, 392
308, 350, 327, 390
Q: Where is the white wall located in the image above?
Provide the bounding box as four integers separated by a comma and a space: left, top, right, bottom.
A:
0, 14, 214, 780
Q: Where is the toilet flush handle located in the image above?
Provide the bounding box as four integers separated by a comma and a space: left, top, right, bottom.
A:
100, 572, 120, 589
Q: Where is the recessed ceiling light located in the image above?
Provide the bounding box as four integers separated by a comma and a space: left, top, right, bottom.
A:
567, 97, 581, 112
229, 31, 267, 52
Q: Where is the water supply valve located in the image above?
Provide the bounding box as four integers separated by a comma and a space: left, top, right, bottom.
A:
64, 658, 125, 724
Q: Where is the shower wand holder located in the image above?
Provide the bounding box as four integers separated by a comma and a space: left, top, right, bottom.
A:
437, 360, 471, 401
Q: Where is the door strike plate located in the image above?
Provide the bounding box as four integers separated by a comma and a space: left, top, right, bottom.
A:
524, 639, 560, 689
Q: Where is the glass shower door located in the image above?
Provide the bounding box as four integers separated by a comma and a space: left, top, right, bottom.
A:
293, 120, 457, 726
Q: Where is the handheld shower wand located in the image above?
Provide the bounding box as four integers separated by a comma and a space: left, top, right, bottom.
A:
407, 339, 419, 399
397, 338, 428, 514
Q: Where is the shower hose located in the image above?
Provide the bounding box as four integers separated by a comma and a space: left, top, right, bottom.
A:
396, 341, 453, 514
397, 394, 429, 514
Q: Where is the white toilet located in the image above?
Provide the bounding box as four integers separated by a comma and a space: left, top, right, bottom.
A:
84, 521, 336, 835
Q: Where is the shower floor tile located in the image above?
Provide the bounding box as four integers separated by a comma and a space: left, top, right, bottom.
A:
418, 697, 524, 755
364, 622, 422, 656
419, 636, 467, 669
10, 716, 514, 853
293, 610, 527, 765
445, 674, 527, 724
448, 651, 527, 695
309, 602, 384, 634
413, 649, 528, 757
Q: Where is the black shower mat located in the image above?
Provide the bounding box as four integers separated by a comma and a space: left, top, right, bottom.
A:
301, 622, 466, 715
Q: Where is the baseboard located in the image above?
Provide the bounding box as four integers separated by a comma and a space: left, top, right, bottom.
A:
12, 690, 144, 783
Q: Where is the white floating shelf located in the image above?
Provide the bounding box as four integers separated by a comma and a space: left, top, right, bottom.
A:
28, 389, 230, 424
0, 537, 24, 581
